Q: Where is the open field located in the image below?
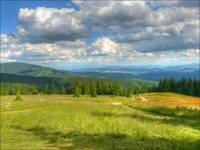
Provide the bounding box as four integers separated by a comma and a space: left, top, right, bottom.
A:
129, 92, 200, 110
1, 93, 200, 150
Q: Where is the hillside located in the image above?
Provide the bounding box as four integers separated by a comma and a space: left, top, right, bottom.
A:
0, 73, 156, 95
0, 62, 75, 78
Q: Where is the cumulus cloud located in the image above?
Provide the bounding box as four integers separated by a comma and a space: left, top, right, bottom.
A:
18, 7, 88, 43
148, 7, 198, 26
89, 38, 118, 55
0, 34, 87, 63
78, 1, 150, 31
76, 1, 199, 52
112, 6, 199, 52
115, 20, 199, 52
1, 1, 199, 65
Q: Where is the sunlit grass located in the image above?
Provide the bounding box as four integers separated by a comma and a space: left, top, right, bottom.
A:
1, 94, 199, 150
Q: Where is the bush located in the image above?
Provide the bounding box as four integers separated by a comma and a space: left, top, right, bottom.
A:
15, 93, 22, 101
15, 89, 22, 101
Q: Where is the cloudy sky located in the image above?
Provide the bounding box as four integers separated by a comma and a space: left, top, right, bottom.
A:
1, 0, 199, 69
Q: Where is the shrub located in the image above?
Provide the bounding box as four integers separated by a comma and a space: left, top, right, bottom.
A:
15, 91, 22, 101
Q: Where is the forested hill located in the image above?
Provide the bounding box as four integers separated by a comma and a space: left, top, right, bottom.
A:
0, 62, 75, 78
0, 73, 156, 96
1, 73, 59, 86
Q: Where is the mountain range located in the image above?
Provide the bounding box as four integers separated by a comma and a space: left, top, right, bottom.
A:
71, 64, 199, 81
1, 62, 199, 81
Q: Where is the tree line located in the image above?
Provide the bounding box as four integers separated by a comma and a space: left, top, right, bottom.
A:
1, 74, 199, 97
154, 78, 200, 97
0, 78, 153, 97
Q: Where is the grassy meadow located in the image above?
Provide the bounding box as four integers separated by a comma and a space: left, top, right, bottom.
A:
1, 93, 200, 150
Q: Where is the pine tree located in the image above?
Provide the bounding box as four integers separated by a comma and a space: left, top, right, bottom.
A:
31, 84, 38, 95
44, 83, 49, 94
61, 85, 66, 95
90, 83, 97, 97
187, 78, 193, 95
162, 79, 170, 92
113, 85, 120, 96
73, 85, 81, 97
118, 85, 124, 96
193, 79, 200, 96
51, 82, 56, 94
85, 82, 91, 95
180, 78, 188, 94
170, 78, 176, 92
15, 88, 22, 101
158, 79, 163, 92
126, 87, 132, 98
81, 83, 89, 95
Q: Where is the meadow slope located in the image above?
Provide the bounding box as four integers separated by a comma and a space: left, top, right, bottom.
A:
1, 93, 199, 150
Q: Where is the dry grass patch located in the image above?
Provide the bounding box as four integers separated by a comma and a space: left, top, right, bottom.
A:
137, 93, 200, 109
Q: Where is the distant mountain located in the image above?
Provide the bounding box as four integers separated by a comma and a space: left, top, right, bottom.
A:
1, 62, 199, 81
0, 62, 157, 92
72, 64, 199, 81
0, 62, 75, 78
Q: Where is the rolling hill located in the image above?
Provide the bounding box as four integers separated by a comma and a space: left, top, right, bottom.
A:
0, 62, 157, 95
0, 62, 75, 78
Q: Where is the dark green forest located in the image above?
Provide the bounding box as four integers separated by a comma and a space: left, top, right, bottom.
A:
0, 73, 155, 97
155, 78, 200, 97
1, 73, 199, 97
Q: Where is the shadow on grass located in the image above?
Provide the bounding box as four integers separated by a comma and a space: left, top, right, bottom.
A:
12, 125, 199, 150
91, 108, 200, 130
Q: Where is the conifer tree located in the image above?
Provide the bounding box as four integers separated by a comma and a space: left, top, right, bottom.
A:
44, 83, 49, 94
15, 88, 22, 101
90, 83, 97, 97
85, 82, 91, 95
61, 85, 66, 95
187, 78, 193, 95
73, 85, 81, 97
31, 84, 38, 95
51, 82, 56, 94
126, 87, 132, 98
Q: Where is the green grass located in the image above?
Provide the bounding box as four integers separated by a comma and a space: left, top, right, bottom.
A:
1, 95, 199, 150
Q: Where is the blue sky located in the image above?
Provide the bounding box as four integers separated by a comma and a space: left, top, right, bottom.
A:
0, 0, 199, 69
1, 0, 78, 33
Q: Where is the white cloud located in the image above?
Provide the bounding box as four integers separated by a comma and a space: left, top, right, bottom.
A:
90, 38, 118, 55
0, 34, 87, 63
1, 1, 199, 66
115, 20, 199, 52
78, 1, 150, 31
18, 7, 88, 43
76, 1, 199, 53
1, 33, 199, 65
148, 7, 198, 26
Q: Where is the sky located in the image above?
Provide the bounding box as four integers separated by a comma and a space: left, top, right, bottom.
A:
0, 0, 199, 69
